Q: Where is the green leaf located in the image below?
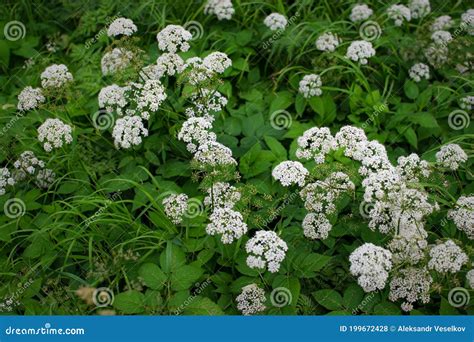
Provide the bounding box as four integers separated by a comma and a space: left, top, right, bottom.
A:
409, 112, 439, 128
313, 289, 343, 311
403, 127, 417, 148
160, 242, 186, 273
272, 276, 300, 308
269, 91, 294, 114
343, 284, 365, 311
404, 80, 419, 100
170, 265, 204, 291
264, 136, 287, 160
139, 263, 167, 290
373, 301, 401, 315
113, 291, 145, 314
183, 296, 224, 315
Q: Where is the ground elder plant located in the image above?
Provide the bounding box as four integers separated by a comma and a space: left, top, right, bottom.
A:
0, 0, 473, 316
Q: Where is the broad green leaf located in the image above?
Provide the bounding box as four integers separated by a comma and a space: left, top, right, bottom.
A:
313, 289, 343, 311
139, 263, 167, 290
113, 291, 145, 314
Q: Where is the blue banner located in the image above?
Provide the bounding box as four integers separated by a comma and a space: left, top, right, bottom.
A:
0, 316, 472, 341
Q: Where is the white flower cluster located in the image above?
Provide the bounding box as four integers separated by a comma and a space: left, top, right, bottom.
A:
156, 25, 192, 53
203, 52, 232, 74
428, 240, 468, 273
98, 84, 128, 115
12, 151, 55, 188
40, 64, 73, 89
112, 116, 148, 149
206, 207, 248, 243
386, 5, 411, 26
296, 127, 336, 163
396, 153, 431, 182
178, 117, 216, 153
101, 48, 134, 76
389, 267, 432, 312
460, 96, 474, 110
435, 144, 468, 170
352, 140, 392, 176
128, 80, 167, 120
298, 74, 322, 98
408, 63, 430, 82
272, 161, 308, 187
163, 193, 189, 224
448, 196, 474, 239
246, 230, 288, 273
0, 168, 15, 195
204, 182, 240, 208
424, 43, 448, 68
17, 86, 45, 111
156, 53, 185, 77
263, 13, 288, 31
388, 235, 427, 265
37, 118, 73, 152
431, 30, 453, 45
189, 89, 228, 119
236, 284, 266, 316
193, 141, 237, 167
409, 0, 431, 19
345, 40, 376, 65
300, 172, 354, 238
467, 269, 474, 289
315, 32, 340, 52
204, 0, 235, 21
349, 243, 393, 292
350, 4, 373, 22
461, 9, 474, 35
334, 125, 367, 158
430, 15, 453, 31
107, 17, 137, 37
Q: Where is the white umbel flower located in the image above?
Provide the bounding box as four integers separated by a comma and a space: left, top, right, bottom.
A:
315, 32, 340, 52
346, 40, 376, 65
156, 53, 185, 77
272, 161, 308, 187
389, 267, 432, 312
424, 43, 448, 68
236, 284, 266, 316
35, 168, 55, 188
107, 17, 137, 37
467, 269, 474, 289
335, 125, 367, 157
431, 30, 452, 45
461, 9, 474, 35
178, 117, 216, 153
17, 86, 45, 112
101, 48, 134, 76
296, 127, 337, 164
448, 196, 474, 239
435, 144, 468, 170
40, 64, 73, 89
298, 74, 322, 98
460, 96, 474, 110
430, 15, 453, 31
112, 116, 148, 149
428, 240, 468, 273
202, 52, 232, 74
37, 118, 73, 152
349, 243, 393, 292
156, 25, 192, 53
98, 84, 128, 115
129, 80, 167, 119
409, 0, 431, 19
206, 207, 248, 243
263, 13, 287, 31
246, 230, 288, 273
408, 63, 430, 82
302, 212, 332, 240
396, 153, 430, 182
193, 141, 237, 166
204, 182, 240, 209
350, 4, 373, 22
204, 0, 235, 21
163, 193, 189, 224
0, 168, 15, 195
12, 151, 45, 181
386, 4, 411, 26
